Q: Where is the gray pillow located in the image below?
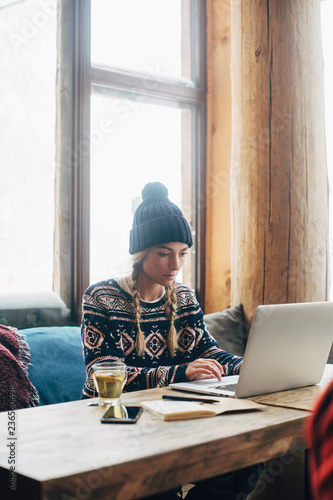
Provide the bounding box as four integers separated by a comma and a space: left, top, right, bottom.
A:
203, 304, 248, 357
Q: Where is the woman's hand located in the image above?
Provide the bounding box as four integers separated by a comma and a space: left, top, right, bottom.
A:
185, 358, 225, 381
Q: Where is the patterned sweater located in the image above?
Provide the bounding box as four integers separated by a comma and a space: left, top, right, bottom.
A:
81, 278, 243, 397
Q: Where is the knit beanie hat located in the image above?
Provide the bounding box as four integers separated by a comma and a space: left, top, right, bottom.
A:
129, 182, 193, 255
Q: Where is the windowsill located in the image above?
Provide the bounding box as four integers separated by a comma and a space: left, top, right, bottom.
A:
0, 291, 71, 330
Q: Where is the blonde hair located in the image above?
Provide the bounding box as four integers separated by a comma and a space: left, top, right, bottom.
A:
130, 250, 178, 357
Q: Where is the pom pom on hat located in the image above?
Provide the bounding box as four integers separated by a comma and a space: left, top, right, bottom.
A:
129, 182, 193, 254
141, 182, 168, 200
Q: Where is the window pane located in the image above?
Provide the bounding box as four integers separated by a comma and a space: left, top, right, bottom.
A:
89, 94, 194, 286
91, 0, 193, 83
0, 1, 56, 292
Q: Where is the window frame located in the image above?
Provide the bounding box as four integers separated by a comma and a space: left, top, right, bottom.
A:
55, 0, 207, 323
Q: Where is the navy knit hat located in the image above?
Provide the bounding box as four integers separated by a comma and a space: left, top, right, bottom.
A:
129, 182, 193, 255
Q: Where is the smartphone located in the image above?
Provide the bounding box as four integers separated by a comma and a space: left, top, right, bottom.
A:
101, 405, 143, 424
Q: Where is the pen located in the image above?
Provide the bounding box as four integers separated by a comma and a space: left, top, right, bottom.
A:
162, 395, 220, 404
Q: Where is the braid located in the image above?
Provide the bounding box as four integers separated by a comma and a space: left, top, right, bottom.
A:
130, 251, 148, 357
165, 282, 177, 357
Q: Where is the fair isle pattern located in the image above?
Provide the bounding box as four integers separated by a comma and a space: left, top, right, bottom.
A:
81, 278, 243, 397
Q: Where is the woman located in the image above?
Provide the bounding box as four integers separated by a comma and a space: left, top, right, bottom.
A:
81, 182, 262, 499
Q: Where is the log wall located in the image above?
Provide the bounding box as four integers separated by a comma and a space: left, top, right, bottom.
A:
229, 0, 328, 323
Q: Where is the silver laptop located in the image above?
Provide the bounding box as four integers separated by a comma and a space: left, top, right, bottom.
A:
170, 301, 333, 398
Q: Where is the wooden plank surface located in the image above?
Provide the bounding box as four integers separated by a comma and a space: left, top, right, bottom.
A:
2, 365, 332, 499
0, 385, 311, 500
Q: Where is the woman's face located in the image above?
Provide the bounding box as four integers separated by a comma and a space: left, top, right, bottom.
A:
141, 242, 189, 288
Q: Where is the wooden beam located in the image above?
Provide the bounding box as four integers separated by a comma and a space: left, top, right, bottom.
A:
205, 0, 233, 313
230, 0, 328, 323
53, 0, 75, 310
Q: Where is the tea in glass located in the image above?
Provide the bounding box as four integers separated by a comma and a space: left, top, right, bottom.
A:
92, 361, 127, 405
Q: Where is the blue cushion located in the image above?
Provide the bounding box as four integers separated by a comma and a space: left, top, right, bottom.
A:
19, 326, 86, 406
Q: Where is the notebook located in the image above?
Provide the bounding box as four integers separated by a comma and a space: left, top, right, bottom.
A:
140, 398, 262, 421
170, 301, 333, 398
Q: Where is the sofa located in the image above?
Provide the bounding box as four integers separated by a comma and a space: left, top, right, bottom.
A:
18, 304, 248, 406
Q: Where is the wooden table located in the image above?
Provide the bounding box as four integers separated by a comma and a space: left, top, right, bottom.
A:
1, 366, 332, 500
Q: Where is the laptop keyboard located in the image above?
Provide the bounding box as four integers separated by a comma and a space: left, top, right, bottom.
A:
210, 383, 238, 392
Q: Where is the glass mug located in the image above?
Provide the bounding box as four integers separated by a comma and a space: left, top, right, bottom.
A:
92, 360, 127, 406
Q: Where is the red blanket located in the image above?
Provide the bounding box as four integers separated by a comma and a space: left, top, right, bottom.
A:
0, 324, 39, 411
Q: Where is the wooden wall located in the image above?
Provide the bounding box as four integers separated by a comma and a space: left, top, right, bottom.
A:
205, 0, 233, 313
205, 0, 328, 322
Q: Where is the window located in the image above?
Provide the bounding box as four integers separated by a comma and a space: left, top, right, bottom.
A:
89, 95, 194, 286
55, 0, 206, 322
0, 0, 56, 293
